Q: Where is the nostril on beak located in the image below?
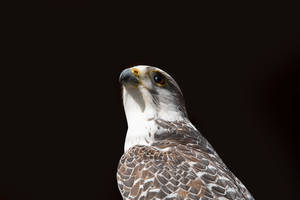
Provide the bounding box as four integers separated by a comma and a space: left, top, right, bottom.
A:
132, 68, 140, 76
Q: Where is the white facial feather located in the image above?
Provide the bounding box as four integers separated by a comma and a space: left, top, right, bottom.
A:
122, 65, 189, 152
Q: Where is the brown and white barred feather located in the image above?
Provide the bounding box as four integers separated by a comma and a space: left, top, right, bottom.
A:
117, 121, 254, 200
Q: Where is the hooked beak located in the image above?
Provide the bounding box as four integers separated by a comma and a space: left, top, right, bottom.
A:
119, 68, 140, 86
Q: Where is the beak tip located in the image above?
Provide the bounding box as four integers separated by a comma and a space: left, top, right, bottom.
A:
119, 68, 130, 84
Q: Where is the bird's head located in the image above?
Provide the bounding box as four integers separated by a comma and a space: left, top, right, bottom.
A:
119, 65, 188, 126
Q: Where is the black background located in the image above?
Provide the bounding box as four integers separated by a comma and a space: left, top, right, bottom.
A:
2, 2, 299, 200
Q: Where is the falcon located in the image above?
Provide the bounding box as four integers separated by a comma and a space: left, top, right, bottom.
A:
117, 65, 254, 200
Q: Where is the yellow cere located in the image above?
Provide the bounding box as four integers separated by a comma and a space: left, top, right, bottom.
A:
131, 68, 140, 77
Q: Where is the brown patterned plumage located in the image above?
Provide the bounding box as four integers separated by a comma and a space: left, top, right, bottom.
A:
118, 66, 254, 200
117, 120, 253, 200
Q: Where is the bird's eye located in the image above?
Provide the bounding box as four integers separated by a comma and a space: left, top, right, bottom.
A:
153, 72, 166, 86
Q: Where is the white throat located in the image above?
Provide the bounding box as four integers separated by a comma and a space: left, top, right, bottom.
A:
122, 85, 186, 152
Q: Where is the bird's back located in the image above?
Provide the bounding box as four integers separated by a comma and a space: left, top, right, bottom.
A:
117, 132, 254, 200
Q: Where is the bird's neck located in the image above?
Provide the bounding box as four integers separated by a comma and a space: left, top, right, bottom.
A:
122, 86, 189, 152
123, 101, 188, 152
